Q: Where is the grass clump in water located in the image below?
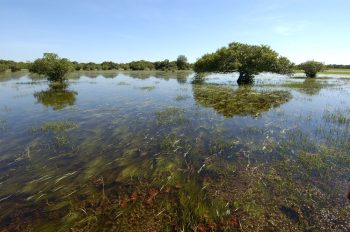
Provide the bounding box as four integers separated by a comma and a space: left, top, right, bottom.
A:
32, 120, 79, 146
323, 109, 350, 125
282, 79, 330, 95
140, 86, 156, 91
33, 121, 79, 133
117, 81, 130, 85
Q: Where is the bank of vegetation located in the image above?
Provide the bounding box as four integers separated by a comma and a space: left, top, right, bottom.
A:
1, 42, 350, 82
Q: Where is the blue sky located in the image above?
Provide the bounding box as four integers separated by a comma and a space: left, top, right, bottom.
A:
1, 0, 349, 64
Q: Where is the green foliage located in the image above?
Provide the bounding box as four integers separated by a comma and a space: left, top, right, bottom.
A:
9, 64, 21, 72
129, 60, 155, 71
154, 59, 177, 71
101, 61, 118, 70
0, 63, 7, 72
194, 42, 294, 84
30, 53, 73, 82
299, 60, 325, 78
176, 55, 190, 70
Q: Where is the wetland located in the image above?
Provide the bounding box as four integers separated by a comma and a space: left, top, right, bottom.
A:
1, 71, 350, 231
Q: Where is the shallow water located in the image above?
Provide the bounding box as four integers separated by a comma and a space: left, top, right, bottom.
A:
1, 71, 350, 231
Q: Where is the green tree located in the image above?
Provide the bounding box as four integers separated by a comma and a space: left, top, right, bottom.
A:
176, 55, 189, 70
0, 64, 7, 72
194, 42, 294, 84
129, 60, 154, 70
154, 59, 177, 71
30, 53, 73, 82
299, 61, 325, 78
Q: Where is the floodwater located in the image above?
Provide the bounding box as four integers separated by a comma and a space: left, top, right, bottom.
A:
0, 71, 350, 231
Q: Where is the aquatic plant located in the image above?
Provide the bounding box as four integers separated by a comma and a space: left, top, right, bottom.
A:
139, 86, 156, 91
156, 107, 188, 126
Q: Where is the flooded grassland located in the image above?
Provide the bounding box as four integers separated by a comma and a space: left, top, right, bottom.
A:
0, 71, 350, 231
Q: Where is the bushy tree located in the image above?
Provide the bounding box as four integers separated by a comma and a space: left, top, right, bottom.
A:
101, 61, 118, 70
30, 53, 73, 82
129, 60, 154, 70
0, 64, 7, 72
194, 42, 294, 84
154, 59, 177, 71
299, 61, 324, 78
10, 64, 21, 72
176, 55, 189, 70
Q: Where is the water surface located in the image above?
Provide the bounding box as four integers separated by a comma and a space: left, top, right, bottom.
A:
1, 71, 350, 231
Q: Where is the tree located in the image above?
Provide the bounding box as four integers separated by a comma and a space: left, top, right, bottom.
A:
129, 60, 154, 70
176, 55, 189, 70
194, 42, 294, 84
299, 61, 324, 78
154, 59, 177, 71
30, 53, 73, 82
0, 64, 7, 72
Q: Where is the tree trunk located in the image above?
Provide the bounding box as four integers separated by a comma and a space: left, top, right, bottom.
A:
237, 72, 254, 85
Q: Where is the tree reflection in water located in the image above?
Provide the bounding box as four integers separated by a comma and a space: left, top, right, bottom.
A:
192, 83, 291, 117
34, 83, 77, 110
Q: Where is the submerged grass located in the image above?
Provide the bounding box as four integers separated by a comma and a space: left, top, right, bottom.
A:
156, 107, 188, 126
139, 86, 156, 91
175, 94, 190, 101
32, 120, 79, 146
32, 121, 79, 133
117, 81, 130, 86
323, 109, 350, 125
0, 119, 6, 131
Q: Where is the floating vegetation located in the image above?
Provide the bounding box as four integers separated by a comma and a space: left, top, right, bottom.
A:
282, 79, 330, 95
117, 81, 130, 85
193, 84, 291, 117
140, 86, 156, 91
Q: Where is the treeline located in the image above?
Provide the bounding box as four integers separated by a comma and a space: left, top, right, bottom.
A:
0, 55, 192, 73
0, 60, 31, 72
73, 55, 191, 71
327, 64, 350, 69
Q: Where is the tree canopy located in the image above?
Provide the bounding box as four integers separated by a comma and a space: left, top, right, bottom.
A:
176, 55, 190, 70
194, 42, 294, 84
30, 53, 74, 82
299, 61, 325, 78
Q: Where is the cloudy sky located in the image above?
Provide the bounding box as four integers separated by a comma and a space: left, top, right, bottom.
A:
1, 0, 349, 64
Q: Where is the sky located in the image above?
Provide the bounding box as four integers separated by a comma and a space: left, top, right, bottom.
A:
0, 0, 349, 64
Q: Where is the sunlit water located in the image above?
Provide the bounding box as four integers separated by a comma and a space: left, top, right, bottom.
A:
1, 71, 350, 231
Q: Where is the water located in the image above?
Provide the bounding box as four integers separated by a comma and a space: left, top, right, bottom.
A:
1, 71, 350, 231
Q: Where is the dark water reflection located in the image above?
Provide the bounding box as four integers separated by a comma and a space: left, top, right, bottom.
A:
1, 71, 350, 231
